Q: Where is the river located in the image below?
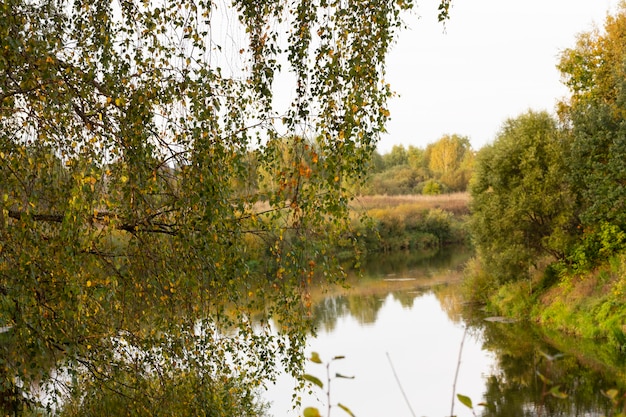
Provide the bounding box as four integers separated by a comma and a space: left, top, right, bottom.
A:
264, 248, 626, 417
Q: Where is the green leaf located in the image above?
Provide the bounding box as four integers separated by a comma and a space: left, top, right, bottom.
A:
303, 407, 322, 417
337, 403, 355, 416
303, 374, 323, 389
332, 355, 345, 361
457, 394, 473, 409
478, 402, 496, 412
310, 352, 322, 364
536, 371, 551, 385
549, 385, 568, 399
335, 373, 354, 379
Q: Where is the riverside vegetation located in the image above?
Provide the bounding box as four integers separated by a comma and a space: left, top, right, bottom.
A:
349, 193, 469, 254
359, 5, 626, 411
344, 131, 475, 255
464, 4, 626, 361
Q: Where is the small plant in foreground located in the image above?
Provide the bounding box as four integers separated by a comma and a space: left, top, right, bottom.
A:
456, 393, 493, 417
302, 352, 355, 417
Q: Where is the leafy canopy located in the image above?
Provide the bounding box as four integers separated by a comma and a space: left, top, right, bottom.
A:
558, 3, 626, 233
470, 111, 574, 283
0, 0, 453, 414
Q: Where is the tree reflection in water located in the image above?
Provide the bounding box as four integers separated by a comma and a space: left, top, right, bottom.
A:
473, 317, 625, 417
306, 247, 626, 417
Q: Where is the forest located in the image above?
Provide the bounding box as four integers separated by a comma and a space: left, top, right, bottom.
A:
359, 134, 474, 196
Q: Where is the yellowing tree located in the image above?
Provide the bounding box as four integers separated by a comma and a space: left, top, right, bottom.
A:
558, 6, 626, 120
426, 134, 470, 175
425, 134, 472, 191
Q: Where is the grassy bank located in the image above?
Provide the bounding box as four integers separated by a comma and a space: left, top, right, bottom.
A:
464, 253, 626, 353
535, 256, 626, 351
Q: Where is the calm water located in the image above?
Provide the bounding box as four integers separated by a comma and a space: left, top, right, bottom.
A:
264, 248, 626, 417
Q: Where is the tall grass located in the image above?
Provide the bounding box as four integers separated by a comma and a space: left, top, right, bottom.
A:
351, 193, 471, 252
351, 192, 470, 216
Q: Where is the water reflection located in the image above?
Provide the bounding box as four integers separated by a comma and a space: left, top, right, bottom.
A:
267, 247, 488, 417
310, 247, 471, 333
473, 317, 626, 417
266, 247, 626, 417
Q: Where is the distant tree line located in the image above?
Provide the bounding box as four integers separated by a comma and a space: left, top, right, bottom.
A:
361, 134, 475, 195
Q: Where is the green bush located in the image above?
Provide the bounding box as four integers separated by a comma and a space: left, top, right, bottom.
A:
422, 209, 452, 244
363, 165, 422, 195
422, 179, 443, 195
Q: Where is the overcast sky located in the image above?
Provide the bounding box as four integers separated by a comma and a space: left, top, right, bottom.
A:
379, 0, 621, 153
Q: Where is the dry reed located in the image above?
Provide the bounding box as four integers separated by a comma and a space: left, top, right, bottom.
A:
351, 192, 470, 215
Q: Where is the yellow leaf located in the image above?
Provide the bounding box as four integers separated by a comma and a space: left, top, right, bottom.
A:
303, 407, 322, 417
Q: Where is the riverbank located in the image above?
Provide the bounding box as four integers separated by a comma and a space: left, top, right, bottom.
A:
465, 253, 626, 354
350, 193, 470, 253
352, 193, 625, 354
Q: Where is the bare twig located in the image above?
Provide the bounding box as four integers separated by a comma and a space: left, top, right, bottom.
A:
386, 352, 416, 417
450, 325, 468, 417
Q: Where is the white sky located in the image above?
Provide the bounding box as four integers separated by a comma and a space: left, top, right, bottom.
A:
379, 0, 621, 153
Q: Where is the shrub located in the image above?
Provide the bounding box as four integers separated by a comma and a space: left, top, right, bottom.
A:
422, 179, 443, 195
